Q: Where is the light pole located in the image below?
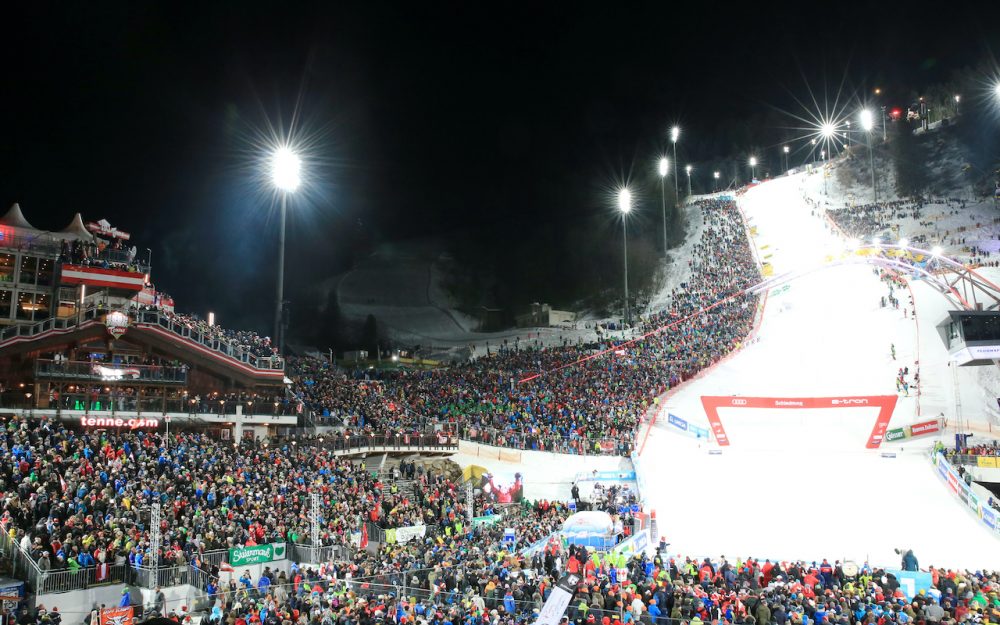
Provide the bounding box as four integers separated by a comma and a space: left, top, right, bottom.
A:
658, 157, 669, 255
671, 126, 680, 205
713, 171, 720, 191
782, 145, 789, 173
685, 165, 692, 197
860, 109, 877, 202
271, 146, 301, 355
618, 188, 632, 326
820, 150, 827, 196
749, 156, 757, 182
954, 94, 961, 117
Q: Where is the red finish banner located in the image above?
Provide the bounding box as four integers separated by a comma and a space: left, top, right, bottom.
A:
61, 265, 145, 290
700, 395, 898, 449
909, 419, 940, 437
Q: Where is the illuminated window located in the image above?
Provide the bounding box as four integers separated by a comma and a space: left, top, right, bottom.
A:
0, 254, 14, 283
18, 257, 36, 285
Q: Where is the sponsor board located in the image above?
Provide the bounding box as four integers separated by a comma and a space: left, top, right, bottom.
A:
885, 428, 907, 442
977, 456, 999, 468
909, 419, 940, 436
100, 607, 134, 625
880, 452, 897, 459
668, 413, 688, 431
886, 570, 933, 601
701, 395, 897, 449
229, 542, 286, 566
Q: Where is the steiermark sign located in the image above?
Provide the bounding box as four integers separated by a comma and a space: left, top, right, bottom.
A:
228, 542, 286, 566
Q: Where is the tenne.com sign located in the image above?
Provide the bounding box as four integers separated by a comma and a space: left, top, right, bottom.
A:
80, 417, 160, 429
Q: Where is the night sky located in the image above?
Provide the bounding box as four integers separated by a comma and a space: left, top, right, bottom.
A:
2, 3, 998, 334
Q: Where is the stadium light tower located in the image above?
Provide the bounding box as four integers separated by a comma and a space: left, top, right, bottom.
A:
271, 146, 301, 354
860, 109, 878, 203
618, 188, 633, 326
749, 156, 758, 181
713, 170, 720, 191
658, 157, 669, 256
671, 126, 680, 205
783, 145, 789, 173
685, 164, 693, 197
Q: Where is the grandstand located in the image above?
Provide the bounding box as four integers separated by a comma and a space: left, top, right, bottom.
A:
0, 182, 998, 625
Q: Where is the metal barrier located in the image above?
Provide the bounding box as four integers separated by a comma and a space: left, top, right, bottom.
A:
0, 525, 45, 591
948, 453, 1000, 467
457, 426, 632, 456
35, 563, 129, 595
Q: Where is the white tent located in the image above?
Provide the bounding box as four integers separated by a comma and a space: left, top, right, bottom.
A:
0, 203, 40, 233
58, 213, 95, 242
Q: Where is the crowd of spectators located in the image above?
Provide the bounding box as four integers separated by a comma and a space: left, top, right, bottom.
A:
59, 238, 142, 274
826, 200, 924, 241
163, 312, 278, 360
286, 198, 762, 457
181, 539, 1000, 625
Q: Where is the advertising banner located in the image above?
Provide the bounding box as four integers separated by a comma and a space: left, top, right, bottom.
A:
100, 607, 134, 625
701, 395, 897, 449
977, 456, 999, 468
667, 414, 711, 440
667, 414, 688, 431
532, 573, 581, 625
611, 528, 650, 559
394, 525, 427, 544
909, 419, 941, 437
229, 543, 286, 566
886, 570, 933, 601
885, 428, 907, 442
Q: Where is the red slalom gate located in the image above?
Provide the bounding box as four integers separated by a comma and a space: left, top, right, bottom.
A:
700, 395, 899, 449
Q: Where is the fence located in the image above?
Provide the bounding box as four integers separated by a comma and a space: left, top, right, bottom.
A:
456, 426, 632, 456
35, 563, 130, 595
947, 453, 1000, 467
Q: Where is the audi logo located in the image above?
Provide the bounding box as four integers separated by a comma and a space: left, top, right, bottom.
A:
731, 398, 748, 406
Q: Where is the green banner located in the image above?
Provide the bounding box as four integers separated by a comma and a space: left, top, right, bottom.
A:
229, 542, 286, 566
885, 428, 907, 442
472, 515, 502, 527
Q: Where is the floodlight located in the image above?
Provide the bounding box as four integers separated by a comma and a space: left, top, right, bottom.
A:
618, 188, 632, 214
271, 147, 301, 192
671, 126, 680, 143
658, 157, 669, 177
860, 109, 875, 132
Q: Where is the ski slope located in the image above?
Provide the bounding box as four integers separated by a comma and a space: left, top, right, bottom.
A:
639, 173, 1000, 570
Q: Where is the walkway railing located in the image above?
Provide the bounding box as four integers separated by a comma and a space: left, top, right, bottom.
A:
0, 307, 284, 374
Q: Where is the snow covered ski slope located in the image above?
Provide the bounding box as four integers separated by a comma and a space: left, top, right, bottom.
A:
639, 173, 1000, 570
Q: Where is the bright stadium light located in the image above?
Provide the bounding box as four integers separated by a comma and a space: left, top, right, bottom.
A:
618, 188, 632, 214
671, 126, 680, 143
821, 123, 836, 139
749, 156, 758, 167
860, 109, 875, 132
995, 84, 1000, 97
932, 245, 943, 256
270, 144, 303, 355
658, 158, 669, 255
898, 238, 909, 248
618, 188, 632, 325
271, 146, 301, 192
860, 110, 878, 202
713, 171, 720, 179
783, 146, 789, 153
685, 164, 692, 174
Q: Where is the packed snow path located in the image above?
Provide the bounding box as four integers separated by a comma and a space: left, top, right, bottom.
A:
639, 173, 1000, 570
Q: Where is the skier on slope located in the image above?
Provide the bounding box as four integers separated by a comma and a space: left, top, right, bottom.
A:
890, 343, 896, 360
